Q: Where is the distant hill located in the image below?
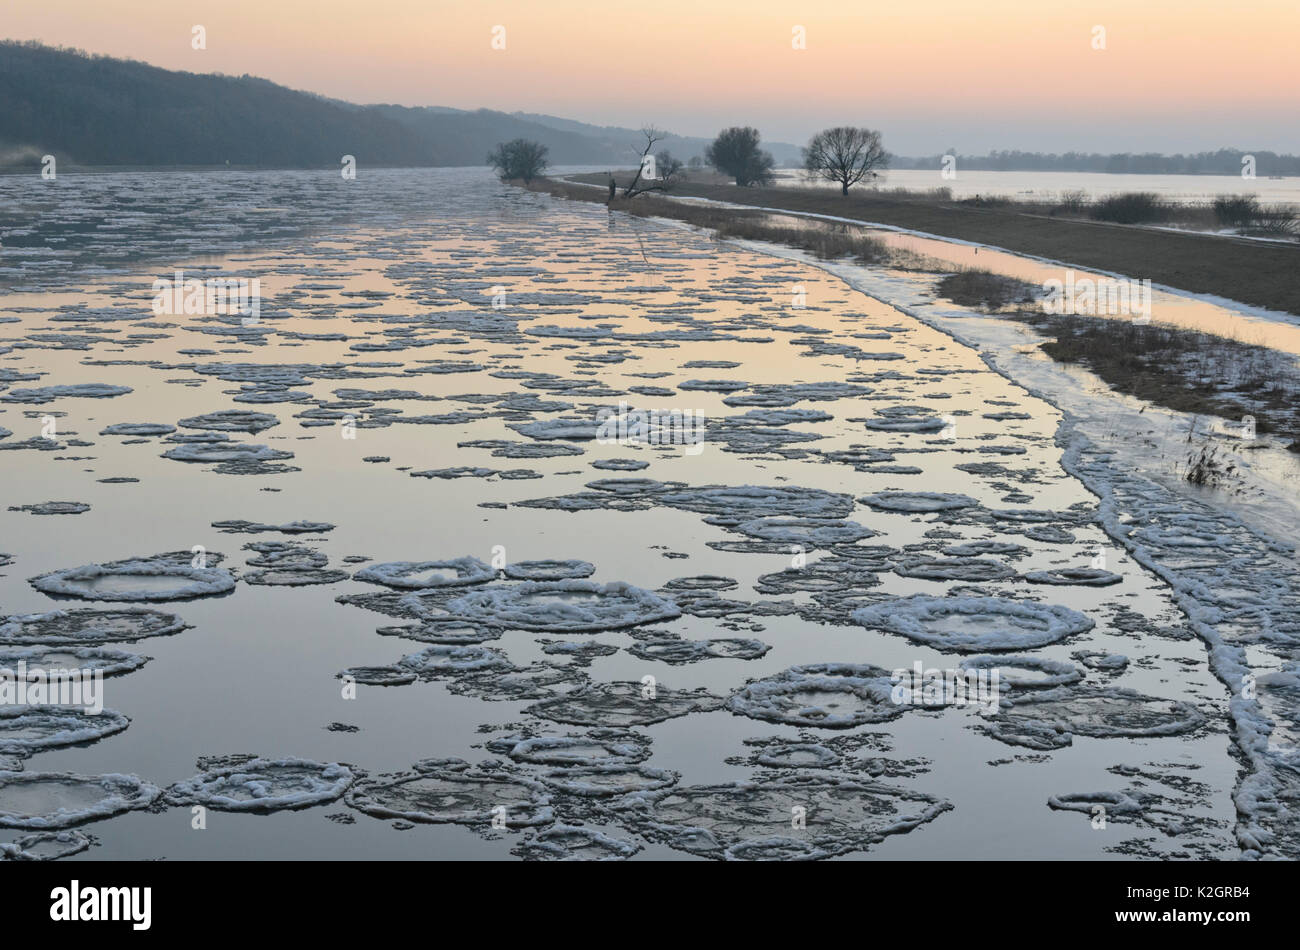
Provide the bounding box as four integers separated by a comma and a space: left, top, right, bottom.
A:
0, 41, 799, 169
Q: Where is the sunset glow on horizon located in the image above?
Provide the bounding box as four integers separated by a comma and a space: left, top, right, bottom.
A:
6, 0, 1298, 151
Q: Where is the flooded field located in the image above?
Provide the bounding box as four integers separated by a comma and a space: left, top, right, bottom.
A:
0, 167, 1291, 860
773, 168, 1300, 205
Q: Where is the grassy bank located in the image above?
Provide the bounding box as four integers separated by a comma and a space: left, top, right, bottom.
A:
556, 173, 1300, 316
526, 177, 941, 270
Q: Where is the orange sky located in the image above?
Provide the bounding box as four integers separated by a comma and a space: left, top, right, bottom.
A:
6, 0, 1298, 151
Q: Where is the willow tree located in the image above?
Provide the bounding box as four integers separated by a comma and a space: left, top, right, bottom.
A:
705, 127, 775, 187
487, 139, 549, 184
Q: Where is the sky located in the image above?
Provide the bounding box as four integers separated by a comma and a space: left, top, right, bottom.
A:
6, 0, 1299, 153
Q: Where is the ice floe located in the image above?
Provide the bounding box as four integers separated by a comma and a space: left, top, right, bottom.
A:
629, 637, 770, 664
894, 557, 1017, 582
355, 557, 496, 590
7, 501, 90, 516
656, 484, 855, 521
751, 741, 841, 770
503, 559, 596, 581
733, 517, 877, 546
982, 686, 1205, 749
1, 384, 132, 404
727, 663, 904, 728
958, 655, 1083, 691
161, 442, 294, 467
538, 764, 678, 798
166, 758, 354, 812
528, 682, 724, 726
512, 824, 641, 861
1024, 567, 1123, 587
862, 406, 948, 433
396, 644, 511, 678
345, 764, 552, 827
0, 645, 148, 679
178, 410, 279, 433
448, 663, 591, 702
942, 540, 1030, 559
0, 829, 93, 861
853, 596, 1094, 652
0, 772, 161, 829
446, 581, 680, 633
617, 775, 950, 860
30, 552, 236, 602
212, 519, 335, 534
0, 707, 130, 754
337, 666, 418, 687
859, 491, 979, 513
0, 608, 188, 644
488, 731, 653, 766
100, 422, 176, 437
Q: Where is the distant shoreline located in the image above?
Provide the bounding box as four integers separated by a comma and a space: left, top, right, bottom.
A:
0, 164, 1292, 178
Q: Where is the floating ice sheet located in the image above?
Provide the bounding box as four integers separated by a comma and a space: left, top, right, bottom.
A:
0, 829, 93, 861
446, 581, 680, 633
512, 824, 641, 861
0, 645, 148, 679
0, 772, 161, 829
30, 552, 236, 602
859, 491, 979, 513
0, 706, 130, 754
0, 608, 188, 644
853, 596, 1094, 652
728, 663, 905, 729
355, 557, 496, 590
166, 758, 354, 812
982, 686, 1206, 749
346, 765, 552, 828
529, 682, 725, 726
617, 775, 951, 860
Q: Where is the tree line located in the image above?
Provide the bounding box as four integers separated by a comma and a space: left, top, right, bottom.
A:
491, 125, 890, 195
491, 130, 1300, 191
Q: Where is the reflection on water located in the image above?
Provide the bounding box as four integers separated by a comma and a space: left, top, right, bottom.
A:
0, 168, 1242, 859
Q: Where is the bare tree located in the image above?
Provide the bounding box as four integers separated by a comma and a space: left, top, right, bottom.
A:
621, 127, 683, 197
655, 150, 684, 182
487, 139, 549, 184
802, 127, 888, 195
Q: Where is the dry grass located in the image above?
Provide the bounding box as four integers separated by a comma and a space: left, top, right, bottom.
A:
1013, 310, 1300, 448
714, 216, 891, 264
1184, 443, 1237, 487
556, 173, 1300, 316
935, 265, 1300, 451
937, 269, 1041, 309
